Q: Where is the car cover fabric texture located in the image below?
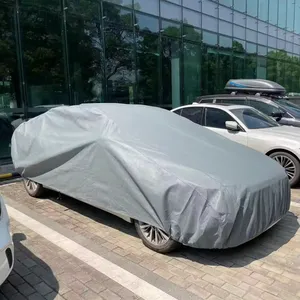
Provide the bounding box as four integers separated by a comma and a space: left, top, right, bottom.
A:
11, 104, 290, 249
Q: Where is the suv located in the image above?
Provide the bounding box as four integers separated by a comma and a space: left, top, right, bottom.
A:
196, 79, 300, 127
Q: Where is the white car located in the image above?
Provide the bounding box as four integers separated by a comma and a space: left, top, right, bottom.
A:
172, 103, 300, 187
0, 195, 14, 285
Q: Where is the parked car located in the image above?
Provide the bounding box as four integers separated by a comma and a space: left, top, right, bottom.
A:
196, 79, 300, 127
12, 104, 290, 253
0, 196, 14, 285
172, 103, 300, 187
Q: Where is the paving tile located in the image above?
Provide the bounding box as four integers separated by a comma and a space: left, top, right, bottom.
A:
100, 289, 121, 300
34, 282, 53, 296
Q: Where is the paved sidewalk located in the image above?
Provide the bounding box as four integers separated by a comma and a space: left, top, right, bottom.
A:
0, 182, 300, 300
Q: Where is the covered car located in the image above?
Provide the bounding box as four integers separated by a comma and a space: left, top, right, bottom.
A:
11, 104, 290, 252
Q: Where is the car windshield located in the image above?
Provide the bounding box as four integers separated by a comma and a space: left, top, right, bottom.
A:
231, 108, 280, 129
275, 99, 300, 118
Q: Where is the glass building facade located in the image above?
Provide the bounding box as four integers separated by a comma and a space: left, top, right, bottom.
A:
2, 0, 300, 160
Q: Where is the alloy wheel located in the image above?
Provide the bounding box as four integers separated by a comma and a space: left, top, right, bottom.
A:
24, 179, 38, 192
138, 222, 170, 246
272, 155, 296, 180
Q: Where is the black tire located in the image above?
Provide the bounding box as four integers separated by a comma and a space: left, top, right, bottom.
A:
269, 151, 300, 187
23, 179, 46, 198
134, 220, 180, 253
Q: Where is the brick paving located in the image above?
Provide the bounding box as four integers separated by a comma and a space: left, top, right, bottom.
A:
0, 182, 300, 300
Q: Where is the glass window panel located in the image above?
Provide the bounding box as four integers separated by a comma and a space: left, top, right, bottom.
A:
286, 42, 293, 52
233, 52, 245, 78
246, 29, 257, 43
105, 27, 135, 104
136, 31, 160, 106
234, 0, 246, 12
160, 1, 181, 21
233, 25, 245, 39
202, 48, 218, 94
296, 0, 300, 34
287, 0, 295, 32
246, 42, 257, 53
258, 0, 268, 21
246, 16, 257, 31
22, 0, 60, 10
257, 57, 267, 79
219, 0, 232, 7
233, 39, 246, 51
219, 5, 232, 22
295, 36, 300, 45
233, 11, 246, 27
278, 28, 285, 40
202, 0, 218, 17
134, 0, 159, 16
20, 6, 68, 110
135, 13, 159, 33
268, 36, 277, 47
278, 0, 287, 29
168, 0, 181, 5
219, 35, 232, 48
104, 0, 132, 8
258, 20, 268, 34
278, 39, 285, 50
258, 45, 267, 55
67, 12, 107, 105
203, 31, 217, 46
268, 25, 277, 37
183, 43, 201, 105
294, 45, 300, 54
219, 51, 232, 90
0, 4, 22, 160
67, 0, 100, 17
183, 8, 201, 28
258, 33, 267, 46
182, 0, 201, 11
247, 0, 258, 17
202, 14, 218, 32
219, 20, 232, 36
286, 32, 294, 43
103, 3, 132, 27
183, 25, 202, 42
269, 0, 278, 25
161, 37, 180, 108
205, 108, 234, 129
161, 20, 181, 37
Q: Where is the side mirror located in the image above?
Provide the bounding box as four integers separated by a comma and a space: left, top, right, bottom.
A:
271, 112, 283, 122
225, 121, 240, 131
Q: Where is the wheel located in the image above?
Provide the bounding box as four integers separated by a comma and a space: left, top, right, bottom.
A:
23, 179, 46, 198
269, 151, 300, 187
134, 220, 180, 253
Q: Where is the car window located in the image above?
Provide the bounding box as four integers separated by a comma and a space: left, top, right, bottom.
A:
216, 98, 247, 105
205, 108, 235, 129
181, 107, 203, 125
248, 99, 281, 116
172, 108, 182, 116
231, 108, 279, 129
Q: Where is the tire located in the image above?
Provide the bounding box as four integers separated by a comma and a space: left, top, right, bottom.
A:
23, 179, 46, 198
269, 151, 300, 187
134, 220, 180, 253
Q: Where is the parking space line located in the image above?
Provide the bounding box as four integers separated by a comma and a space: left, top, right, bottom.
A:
7, 205, 178, 300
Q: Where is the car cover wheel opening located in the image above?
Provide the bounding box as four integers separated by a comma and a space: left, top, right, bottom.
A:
135, 221, 180, 253
139, 222, 170, 246
23, 179, 45, 198
269, 151, 300, 187
25, 179, 38, 192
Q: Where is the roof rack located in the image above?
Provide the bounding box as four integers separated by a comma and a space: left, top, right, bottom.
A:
225, 79, 286, 96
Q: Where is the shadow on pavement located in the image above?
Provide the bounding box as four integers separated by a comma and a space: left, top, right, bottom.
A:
0, 233, 59, 299
49, 191, 299, 268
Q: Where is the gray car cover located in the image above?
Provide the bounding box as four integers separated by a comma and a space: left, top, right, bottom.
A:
11, 104, 290, 249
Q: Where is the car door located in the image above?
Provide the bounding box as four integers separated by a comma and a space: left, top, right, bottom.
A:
203, 107, 248, 146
